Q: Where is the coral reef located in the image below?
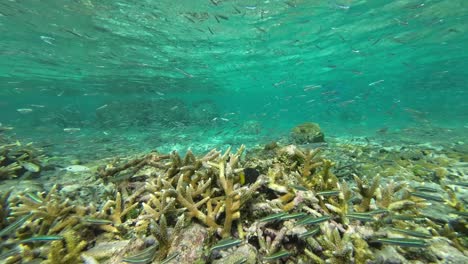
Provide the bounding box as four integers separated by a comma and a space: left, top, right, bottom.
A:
0, 135, 466, 263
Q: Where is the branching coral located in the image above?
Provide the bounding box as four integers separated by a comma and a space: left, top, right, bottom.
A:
353, 174, 380, 212
151, 214, 185, 261
314, 224, 356, 264
376, 180, 406, 209
0, 189, 12, 229
43, 230, 87, 264
11, 185, 75, 235
0, 163, 22, 180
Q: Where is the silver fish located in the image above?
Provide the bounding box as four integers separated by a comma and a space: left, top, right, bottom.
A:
63, 165, 90, 172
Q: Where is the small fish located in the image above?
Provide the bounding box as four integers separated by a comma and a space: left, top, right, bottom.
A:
21, 161, 41, 173
335, 4, 350, 10
232, 258, 247, 264
123, 245, 158, 263
208, 26, 214, 35
0, 246, 21, 259
368, 208, 389, 215
390, 214, 426, 222
298, 226, 321, 238
20, 235, 63, 243
411, 192, 444, 202
346, 213, 375, 222
62, 165, 91, 172
273, 80, 286, 87
259, 212, 287, 222
40, 35, 55, 45
175, 67, 193, 78
63, 128, 81, 133
83, 217, 113, 225
296, 215, 331, 225
96, 104, 108, 110
17, 108, 33, 114
369, 80, 384, 86
279, 212, 307, 220
376, 237, 428, 247
0, 213, 32, 237
451, 211, 468, 217
414, 186, 439, 193
210, 238, 242, 251
446, 181, 468, 187
216, 14, 229, 20
25, 193, 44, 204
390, 228, 432, 238
161, 253, 179, 264
316, 190, 341, 197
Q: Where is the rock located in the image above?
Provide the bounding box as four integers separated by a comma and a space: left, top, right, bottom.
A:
374, 245, 407, 264
427, 237, 468, 263
290, 122, 325, 144
212, 244, 257, 264
163, 223, 208, 264
82, 239, 143, 263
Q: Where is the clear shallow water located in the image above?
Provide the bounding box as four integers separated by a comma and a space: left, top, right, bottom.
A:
1, 0, 467, 157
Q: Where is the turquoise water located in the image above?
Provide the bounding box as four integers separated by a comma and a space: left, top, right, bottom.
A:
1, 0, 467, 156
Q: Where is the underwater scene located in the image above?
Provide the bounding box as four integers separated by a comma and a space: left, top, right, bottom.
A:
0, 0, 467, 263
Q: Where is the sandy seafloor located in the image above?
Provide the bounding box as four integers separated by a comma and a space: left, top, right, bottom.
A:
0, 124, 467, 264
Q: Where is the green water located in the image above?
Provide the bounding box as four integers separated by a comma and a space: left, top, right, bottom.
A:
1, 0, 467, 156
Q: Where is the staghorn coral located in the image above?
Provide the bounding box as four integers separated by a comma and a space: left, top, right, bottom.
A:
324, 181, 354, 225
0, 162, 22, 180
11, 185, 75, 235
43, 230, 87, 264
315, 223, 355, 264
376, 180, 407, 209
151, 214, 185, 261
353, 174, 380, 212
0, 189, 12, 229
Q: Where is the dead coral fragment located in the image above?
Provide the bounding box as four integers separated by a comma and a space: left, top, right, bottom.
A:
375, 237, 428, 248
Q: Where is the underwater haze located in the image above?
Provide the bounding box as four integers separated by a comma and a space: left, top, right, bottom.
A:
1, 0, 467, 156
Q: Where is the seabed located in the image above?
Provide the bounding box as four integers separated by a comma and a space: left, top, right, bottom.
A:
0, 125, 467, 264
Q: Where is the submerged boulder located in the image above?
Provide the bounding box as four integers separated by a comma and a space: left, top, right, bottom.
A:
290, 122, 325, 144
